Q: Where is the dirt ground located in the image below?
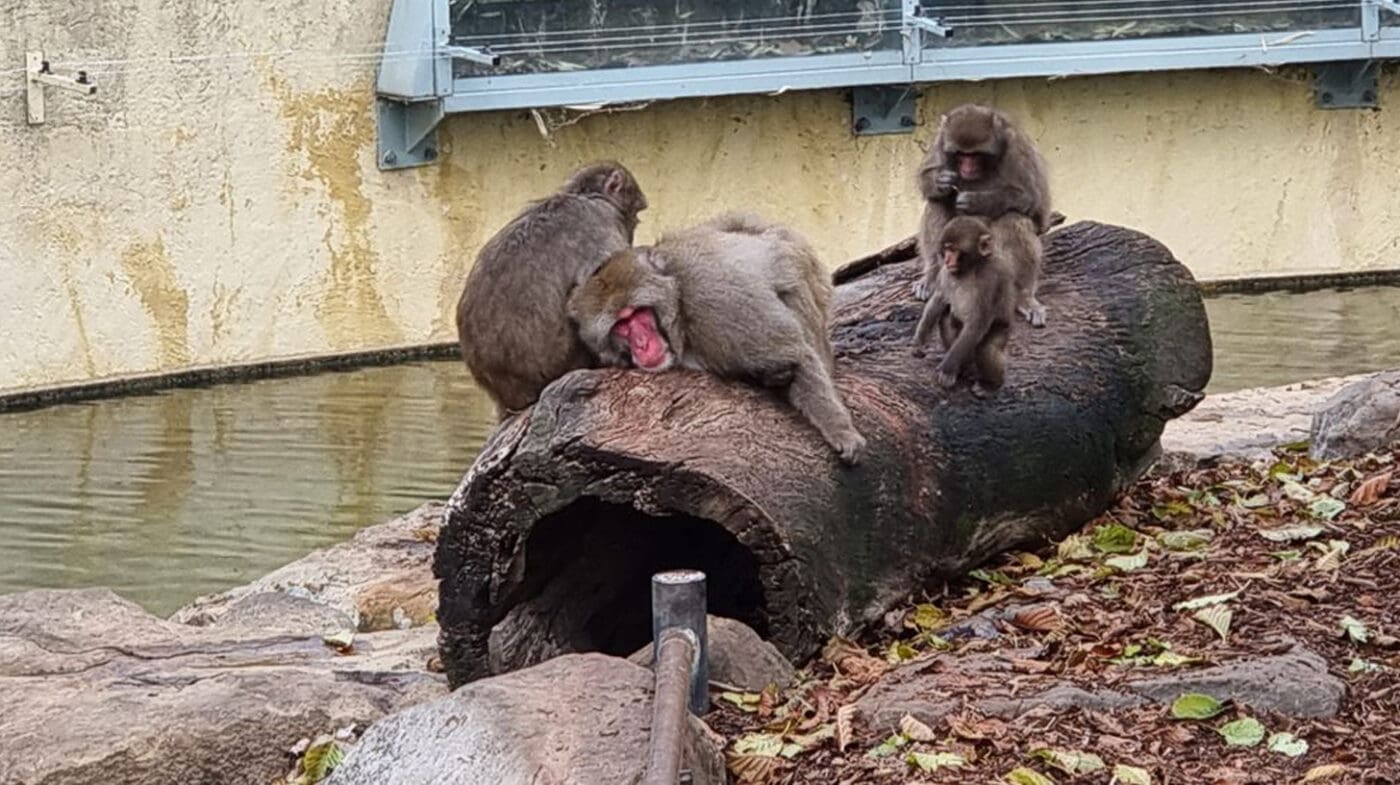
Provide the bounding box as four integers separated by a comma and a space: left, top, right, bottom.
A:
707, 447, 1400, 785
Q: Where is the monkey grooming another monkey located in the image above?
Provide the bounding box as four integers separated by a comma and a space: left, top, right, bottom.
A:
568, 212, 867, 465
912, 215, 1019, 396
456, 161, 647, 419
913, 104, 1050, 328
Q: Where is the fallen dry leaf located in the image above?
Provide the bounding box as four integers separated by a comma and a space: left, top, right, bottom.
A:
1010, 605, 1065, 633
1349, 470, 1393, 506
1301, 763, 1349, 781
726, 752, 788, 784
835, 704, 855, 752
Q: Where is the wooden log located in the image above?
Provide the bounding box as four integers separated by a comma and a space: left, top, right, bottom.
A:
435, 221, 1213, 689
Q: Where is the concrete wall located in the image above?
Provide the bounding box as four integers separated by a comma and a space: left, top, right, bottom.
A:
3, 1, 1398, 395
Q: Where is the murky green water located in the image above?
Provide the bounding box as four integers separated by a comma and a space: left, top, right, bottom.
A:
1204, 285, 1400, 394
0, 362, 495, 616
1, 285, 1398, 615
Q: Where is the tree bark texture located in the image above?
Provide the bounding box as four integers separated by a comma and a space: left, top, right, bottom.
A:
435, 221, 1213, 689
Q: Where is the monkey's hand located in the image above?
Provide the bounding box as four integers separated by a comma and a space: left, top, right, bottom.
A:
833, 429, 868, 466
955, 190, 994, 214
1018, 301, 1048, 328
930, 170, 959, 199
912, 279, 933, 301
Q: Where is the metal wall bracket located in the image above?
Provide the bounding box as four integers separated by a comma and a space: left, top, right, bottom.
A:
1313, 60, 1379, 109
852, 85, 918, 135
25, 51, 97, 125
376, 98, 443, 169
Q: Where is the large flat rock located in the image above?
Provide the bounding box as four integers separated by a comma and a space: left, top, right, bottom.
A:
172, 502, 444, 632
1158, 373, 1378, 470
330, 653, 727, 785
0, 589, 445, 785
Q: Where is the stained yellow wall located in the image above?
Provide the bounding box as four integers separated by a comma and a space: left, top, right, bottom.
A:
2, 0, 1397, 395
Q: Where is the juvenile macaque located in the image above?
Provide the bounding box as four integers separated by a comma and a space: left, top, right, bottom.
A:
911, 215, 1020, 396
456, 161, 648, 418
914, 104, 1051, 329
568, 213, 866, 465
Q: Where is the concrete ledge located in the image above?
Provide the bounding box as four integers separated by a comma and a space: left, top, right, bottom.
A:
0, 342, 460, 414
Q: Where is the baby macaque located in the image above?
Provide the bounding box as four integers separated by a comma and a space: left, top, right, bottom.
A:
912, 215, 1024, 395
568, 213, 866, 465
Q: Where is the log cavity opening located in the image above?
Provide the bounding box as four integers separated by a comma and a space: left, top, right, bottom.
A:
497, 497, 768, 662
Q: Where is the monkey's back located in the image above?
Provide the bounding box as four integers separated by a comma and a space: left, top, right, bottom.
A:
656, 220, 832, 378
456, 193, 629, 411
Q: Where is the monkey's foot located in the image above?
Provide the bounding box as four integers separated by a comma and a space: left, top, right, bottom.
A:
972, 381, 998, 398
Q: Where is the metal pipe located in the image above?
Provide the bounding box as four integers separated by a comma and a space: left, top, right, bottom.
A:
649, 569, 709, 715
642, 628, 697, 785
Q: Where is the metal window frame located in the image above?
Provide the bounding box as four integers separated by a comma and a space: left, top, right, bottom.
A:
377, 0, 1400, 169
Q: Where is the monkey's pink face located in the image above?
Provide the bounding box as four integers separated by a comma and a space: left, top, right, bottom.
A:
955, 153, 984, 181
942, 247, 963, 275
611, 306, 673, 372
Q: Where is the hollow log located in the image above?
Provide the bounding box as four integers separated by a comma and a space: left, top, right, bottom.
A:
435, 221, 1213, 689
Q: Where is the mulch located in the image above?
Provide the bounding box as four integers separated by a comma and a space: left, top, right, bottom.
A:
705, 447, 1400, 785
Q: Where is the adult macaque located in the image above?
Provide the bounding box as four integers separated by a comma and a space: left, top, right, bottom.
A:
568, 213, 866, 465
913, 104, 1051, 327
911, 215, 1020, 396
456, 161, 648, 418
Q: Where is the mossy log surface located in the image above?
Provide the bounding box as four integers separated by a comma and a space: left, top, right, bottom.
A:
435, 221, 1213, 689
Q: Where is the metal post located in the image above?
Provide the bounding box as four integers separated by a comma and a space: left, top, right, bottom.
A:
641, 570, 708, 785
642, 629, 697, 785
650, 569, 708, 714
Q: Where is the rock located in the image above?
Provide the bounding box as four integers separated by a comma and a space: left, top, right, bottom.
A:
172, 502, 443, 632
0, 589, 445, 785
355, 574, 438, 632
628, 615, 796, 691
1310, 370, 1400, 460
1159, 373, 1375, 470
329, 653, 727, 785
855, 646, 1342, 732
216, 590, 355, 635
978, 685, 1143, 719
1127, 648, 1344, 718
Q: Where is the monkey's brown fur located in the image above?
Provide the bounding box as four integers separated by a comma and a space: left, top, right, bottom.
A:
568, 212, 865, 465
456, 161, 648, 418
914, 104, 1050, 328
912, 215, 1020, 395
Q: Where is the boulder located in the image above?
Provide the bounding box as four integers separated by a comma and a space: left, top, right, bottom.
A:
1158, 373, 1373, 470
172, 501, 443, 632
628, 615, 796, 691
329, 653, 727, 785
1310, 370, 1400, 460
855, 646, 1343, 732
1127, 647, 1344, 718
0, 589, 444, 785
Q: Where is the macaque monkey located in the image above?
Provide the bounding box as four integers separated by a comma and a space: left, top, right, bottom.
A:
913, 104, 1050, 328
456, 161, 648, 418
912, 215, 1022, 396
568, 213, 867, 465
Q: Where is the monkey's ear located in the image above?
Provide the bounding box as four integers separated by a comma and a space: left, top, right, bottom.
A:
977, 234, 993, 257
603, 169, 627, 197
